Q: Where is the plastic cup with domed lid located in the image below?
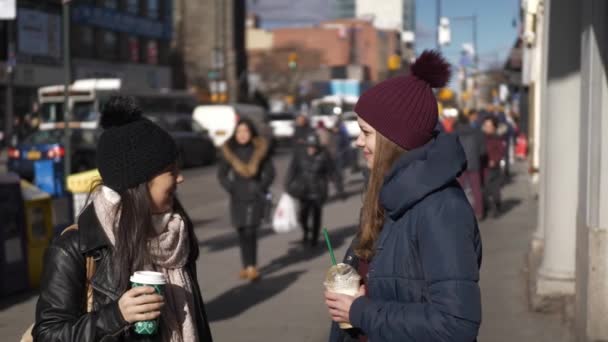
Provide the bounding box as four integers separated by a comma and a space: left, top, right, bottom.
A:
130, 271, 167, 335
324, 263, 361, 329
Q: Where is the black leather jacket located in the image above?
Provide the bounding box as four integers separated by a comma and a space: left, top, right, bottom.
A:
33, 204, 213, 342
285, 148, 343, 203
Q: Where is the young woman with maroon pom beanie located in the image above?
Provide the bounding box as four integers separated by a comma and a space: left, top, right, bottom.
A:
325, 51, 482, 342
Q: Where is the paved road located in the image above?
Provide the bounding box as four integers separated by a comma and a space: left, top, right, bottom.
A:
0, 154, 572, 341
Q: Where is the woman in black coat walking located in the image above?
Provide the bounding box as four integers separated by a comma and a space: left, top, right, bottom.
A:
285, 133, 345, 247
218, 118, 275, 281
325, 51, 482, 342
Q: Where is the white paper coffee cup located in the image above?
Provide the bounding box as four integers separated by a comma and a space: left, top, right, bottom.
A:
130, 271, 167, 285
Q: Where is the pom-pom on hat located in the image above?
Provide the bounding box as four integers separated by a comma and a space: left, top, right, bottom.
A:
96, 96, 178, 192
354, 50, 451, 150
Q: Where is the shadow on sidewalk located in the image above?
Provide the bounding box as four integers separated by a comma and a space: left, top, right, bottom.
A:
0, 290, 38, 311
259, 224, 358, 277
205, 270, 305, 322
191, 216, 221, 228
199, 227, 275, 253
494, 198, 522, 219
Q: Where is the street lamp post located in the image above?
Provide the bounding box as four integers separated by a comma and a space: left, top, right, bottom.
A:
436, 0, 442, 51
5, 20, 15, 146
451, 14, 479, 108
62, 0, 72, 178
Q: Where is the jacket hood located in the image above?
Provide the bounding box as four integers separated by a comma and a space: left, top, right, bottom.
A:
380, 133, 467, 220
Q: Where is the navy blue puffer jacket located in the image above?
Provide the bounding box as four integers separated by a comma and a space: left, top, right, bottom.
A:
329, 133, 482, 342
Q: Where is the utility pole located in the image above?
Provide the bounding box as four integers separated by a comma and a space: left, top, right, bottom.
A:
2, 0, 16, 146
5, 20, 15, 146
62, 0, 72, 178
436, 0, 442, 51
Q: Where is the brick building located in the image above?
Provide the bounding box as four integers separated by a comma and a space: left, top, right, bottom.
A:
248, 18, 401, 83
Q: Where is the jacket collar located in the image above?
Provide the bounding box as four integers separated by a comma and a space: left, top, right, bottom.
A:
78, 203, 112, 254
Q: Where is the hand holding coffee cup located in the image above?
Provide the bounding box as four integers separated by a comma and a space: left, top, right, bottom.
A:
123, 271, 167, 335
118, 286, 165, 324
324, 263, 362, 329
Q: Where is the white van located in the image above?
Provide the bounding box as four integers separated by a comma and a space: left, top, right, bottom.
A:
193, 104, 270, 147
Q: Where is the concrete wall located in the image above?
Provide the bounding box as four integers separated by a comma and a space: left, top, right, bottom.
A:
575, 0, 608, 340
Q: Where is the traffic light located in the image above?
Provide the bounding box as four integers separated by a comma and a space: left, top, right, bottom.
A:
388, 54, 401, 71
288, 52, 298, 70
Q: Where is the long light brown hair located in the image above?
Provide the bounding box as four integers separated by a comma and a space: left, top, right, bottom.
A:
355, 133, 406, 261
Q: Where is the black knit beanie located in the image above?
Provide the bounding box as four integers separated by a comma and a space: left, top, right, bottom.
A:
96, 96, 178, 192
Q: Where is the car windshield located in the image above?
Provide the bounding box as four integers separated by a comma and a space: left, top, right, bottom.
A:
22, 130, 64, 145
72, 101, 98, 122
40, 101, 98, 123
343, 103, 356, 113
312, 102, 340, 116
269, 113, 294, 121
40, 102, 64, 123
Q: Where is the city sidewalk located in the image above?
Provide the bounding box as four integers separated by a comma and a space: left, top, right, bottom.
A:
0, 158, 573, 341
477, 163, 573, 342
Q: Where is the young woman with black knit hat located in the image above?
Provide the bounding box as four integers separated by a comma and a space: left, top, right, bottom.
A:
218, 118, 275, 281
325, 51, 482, 342
33, 96, 213, 341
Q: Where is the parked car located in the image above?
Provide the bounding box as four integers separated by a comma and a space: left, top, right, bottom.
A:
145, 113, 216, 168
7, 128, 99, 181
340, 111, 361, 139
268, 112, 295, 143
193, 104, 271, 147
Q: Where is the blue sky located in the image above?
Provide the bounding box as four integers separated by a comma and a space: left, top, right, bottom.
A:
416, 0, 520, 71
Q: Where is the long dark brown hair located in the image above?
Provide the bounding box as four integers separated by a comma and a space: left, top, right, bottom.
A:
87, 180, 199, 291
355, 133, 406, 261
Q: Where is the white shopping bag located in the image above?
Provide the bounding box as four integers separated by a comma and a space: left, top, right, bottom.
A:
272, 193, 300, 233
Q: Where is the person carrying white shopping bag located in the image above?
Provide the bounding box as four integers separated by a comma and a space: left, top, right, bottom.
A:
272, 193, 300, 233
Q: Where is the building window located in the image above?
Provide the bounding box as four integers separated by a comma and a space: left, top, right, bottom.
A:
158, 40, 169, 65
73, 25, 95, 58
129, 37, 140, 62
146, 0, 159, 19
125, 0, 139, 15
145, 40, 158, 64
98, 30, 118, 60
102, 0, 119, 9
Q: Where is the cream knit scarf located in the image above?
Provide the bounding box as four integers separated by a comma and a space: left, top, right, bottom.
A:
93, 186, 198, 342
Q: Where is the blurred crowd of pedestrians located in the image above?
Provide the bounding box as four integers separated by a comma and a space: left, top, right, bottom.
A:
443, 105, 522, 220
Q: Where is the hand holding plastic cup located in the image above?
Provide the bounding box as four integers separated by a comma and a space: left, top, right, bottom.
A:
322, 228, 361, 329
130, 271, 167, 335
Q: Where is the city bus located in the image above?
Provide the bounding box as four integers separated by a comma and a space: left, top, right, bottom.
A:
38, 78, 198, 130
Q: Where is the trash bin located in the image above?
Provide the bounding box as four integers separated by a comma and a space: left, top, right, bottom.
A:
66, 169, 101, 221
21, 180, 54, 288
34, 160, 65, 197
0, 174, 29, 296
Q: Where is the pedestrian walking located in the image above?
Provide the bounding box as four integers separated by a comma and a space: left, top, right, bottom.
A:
285, 133, 345, 247
482, 116, 506, 218
455, 111, 487, 219
325, 51, 482, 342
218, 118, 275, 281
316, 121, 332, 149
33, 96, 213, 341
330, 117, 352, 172
293, 113, 313, 147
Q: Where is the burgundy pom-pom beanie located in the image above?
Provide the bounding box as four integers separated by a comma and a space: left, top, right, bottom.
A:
355, 50, 451, 150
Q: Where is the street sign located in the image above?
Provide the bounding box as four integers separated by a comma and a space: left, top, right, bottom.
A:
0, 0, 16, 19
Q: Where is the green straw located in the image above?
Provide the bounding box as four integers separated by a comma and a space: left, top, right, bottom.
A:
323, 228, 337, 266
